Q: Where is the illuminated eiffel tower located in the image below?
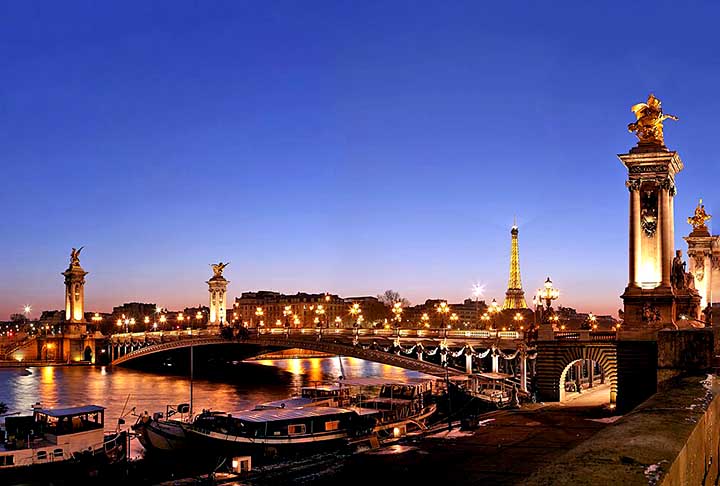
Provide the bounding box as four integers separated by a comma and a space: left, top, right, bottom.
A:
502, 221, 528, 310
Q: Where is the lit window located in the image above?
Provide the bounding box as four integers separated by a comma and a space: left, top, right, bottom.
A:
288, 424, 306, 435
324, 420, 340, 431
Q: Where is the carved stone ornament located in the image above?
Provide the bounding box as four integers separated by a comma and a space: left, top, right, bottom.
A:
625, 179, 641, 192
693, 254, 705, 282
640, 302, 661, 322
640, 190, 658, 238
628, 165, 667, 174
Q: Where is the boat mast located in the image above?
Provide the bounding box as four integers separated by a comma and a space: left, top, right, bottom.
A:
190, 341, 194, 419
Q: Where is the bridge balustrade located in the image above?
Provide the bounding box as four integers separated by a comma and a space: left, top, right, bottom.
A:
110, 327, 524, 344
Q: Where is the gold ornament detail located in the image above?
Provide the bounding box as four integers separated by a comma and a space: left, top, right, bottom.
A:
628, 94, 678, 147
687, 199, 711, 231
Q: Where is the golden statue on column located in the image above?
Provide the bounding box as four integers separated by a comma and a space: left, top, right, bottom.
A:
687, 199, 711, 231
628, 94, 678, 147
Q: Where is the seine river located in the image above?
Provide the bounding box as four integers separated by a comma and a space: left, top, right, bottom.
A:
0, 357, 427, 458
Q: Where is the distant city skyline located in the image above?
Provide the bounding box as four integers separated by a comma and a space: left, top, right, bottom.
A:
2, 3, 719, 320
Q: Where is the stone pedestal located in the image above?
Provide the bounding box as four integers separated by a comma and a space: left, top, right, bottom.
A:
684, 228, 718, 311
63, 264, 88, 324
619, 148, 683, 333
207, 275, 229, 330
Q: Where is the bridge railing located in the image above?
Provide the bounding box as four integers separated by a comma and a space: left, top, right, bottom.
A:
553, 330, 617, 342
109, 327, 523, 343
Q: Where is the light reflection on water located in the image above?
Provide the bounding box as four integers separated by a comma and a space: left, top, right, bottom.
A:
0, 357, 428, 437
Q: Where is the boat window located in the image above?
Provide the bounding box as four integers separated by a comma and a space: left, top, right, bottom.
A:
53, 449, 64, 458
36, 451, 47, 460
0, 455, 15, 466
324, 420, 340, 431
288, 424, 306, 435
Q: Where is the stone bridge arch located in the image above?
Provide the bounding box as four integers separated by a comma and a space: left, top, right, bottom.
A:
536, 342, 617, 404
110, 336, 452, 376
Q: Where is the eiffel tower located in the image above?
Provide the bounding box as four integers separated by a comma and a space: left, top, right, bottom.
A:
503, 221, 528, 310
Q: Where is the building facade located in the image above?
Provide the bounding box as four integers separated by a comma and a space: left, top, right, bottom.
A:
232, 292, 347, 328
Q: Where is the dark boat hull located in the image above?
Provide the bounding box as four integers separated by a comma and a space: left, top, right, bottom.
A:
185, 427, 352, 462
0, 431, 128, 485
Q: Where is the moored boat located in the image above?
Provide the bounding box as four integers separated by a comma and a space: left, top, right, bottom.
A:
186, 406, 376, 460
0, 404, 127, 483
133, 403, 193, 453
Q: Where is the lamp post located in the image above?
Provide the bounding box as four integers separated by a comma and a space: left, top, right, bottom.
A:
536, 277, 560, 313
587, 313, 598, 331
315, 304, 327, 329
349, 303, 362, 328
449, 313, 459, 332
488, 298, 500, 330
254, 307, 264, 330
436, 302, 450, 338
283, 306, 292, 328
391, 302, 403, 336
421, 312, 430, 330
159, 314, 167, 330
480, 312, 490, 330
512, 312, 524, 331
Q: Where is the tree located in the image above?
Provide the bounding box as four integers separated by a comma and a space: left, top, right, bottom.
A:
9, 313, 26, 323
377, 290, 411, 307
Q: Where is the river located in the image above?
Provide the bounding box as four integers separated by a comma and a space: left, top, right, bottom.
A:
0, 357, 428, 458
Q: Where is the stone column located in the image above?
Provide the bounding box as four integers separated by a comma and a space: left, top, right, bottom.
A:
629, 186, 641, 287
519, 353, 527, 393
465, 354, 473, 374
588, 361, 594, 388
660, 186, 673, 287
491, 355, 499, 373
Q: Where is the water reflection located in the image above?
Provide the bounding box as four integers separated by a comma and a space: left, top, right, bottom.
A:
0, 357, 428, 433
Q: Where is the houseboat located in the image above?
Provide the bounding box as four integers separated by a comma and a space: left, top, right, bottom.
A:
186, 406, 376, 460
346, 379, 438, 437
0, 404, 127, 483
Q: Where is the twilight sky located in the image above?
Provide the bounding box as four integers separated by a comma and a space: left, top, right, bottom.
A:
1, 2, 719, 320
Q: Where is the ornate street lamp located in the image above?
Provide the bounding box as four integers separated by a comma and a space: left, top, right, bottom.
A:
391, 302, 403, 336
349, 303, 362, 328
536, 277, 560, 311
512, 312, 524, 331
421, 312, 430, 329
283, 305, 292, 329
449, 312, 459, 331
488, 298, 500, 330
436, 302, 450, 329
480, 312, 491, 329
315, 304, 327, 328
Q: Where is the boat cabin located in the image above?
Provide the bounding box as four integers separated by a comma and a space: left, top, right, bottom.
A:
0, 405, 107, 469
256, 384, 352, 410
193, 407, 365, 440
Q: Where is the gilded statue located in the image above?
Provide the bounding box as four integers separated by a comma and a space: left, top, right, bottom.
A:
687, 198, 711, 230
628, 94, 678, 146
70, 247, 84, 267
210, 262, 229, 278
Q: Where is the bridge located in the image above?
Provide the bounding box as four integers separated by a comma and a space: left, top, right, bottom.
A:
108, 326, 619, 401
109, 327, 526, 375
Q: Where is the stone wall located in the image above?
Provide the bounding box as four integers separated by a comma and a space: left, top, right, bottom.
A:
521, 375, 719, 485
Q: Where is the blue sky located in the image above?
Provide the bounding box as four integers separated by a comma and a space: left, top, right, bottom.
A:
1, 1, 719, 319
